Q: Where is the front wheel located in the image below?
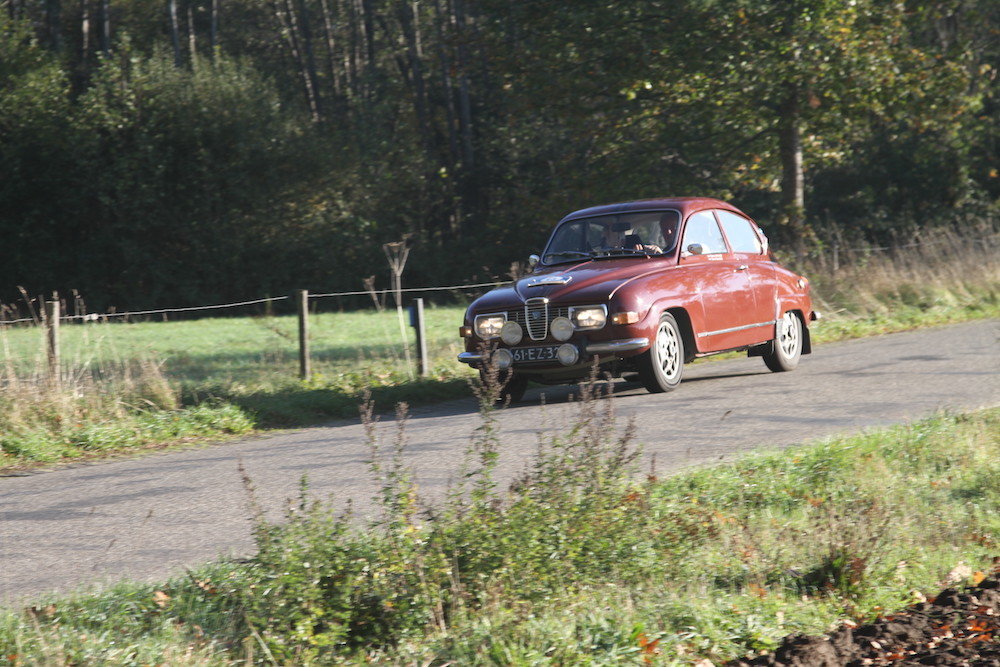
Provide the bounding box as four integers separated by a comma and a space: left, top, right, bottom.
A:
480, 368, 529, 403
637, 313, 684, 393
763, 311, 802, 372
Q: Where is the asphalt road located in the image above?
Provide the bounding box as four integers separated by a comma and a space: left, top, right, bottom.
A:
2, 319, 998, 606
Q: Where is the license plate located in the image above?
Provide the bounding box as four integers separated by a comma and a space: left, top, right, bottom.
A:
511, 345, 561, 363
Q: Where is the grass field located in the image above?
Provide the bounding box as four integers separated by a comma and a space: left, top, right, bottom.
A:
1, 229, 998, 467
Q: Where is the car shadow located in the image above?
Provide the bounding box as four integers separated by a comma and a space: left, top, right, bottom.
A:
400, 363, 771, 420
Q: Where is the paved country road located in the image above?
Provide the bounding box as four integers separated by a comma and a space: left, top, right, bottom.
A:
2, 320, 998, 606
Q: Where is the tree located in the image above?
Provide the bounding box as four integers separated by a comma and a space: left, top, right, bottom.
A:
617, 0, 975, 252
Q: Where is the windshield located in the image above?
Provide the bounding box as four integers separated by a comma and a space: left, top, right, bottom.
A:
541, 210, 680, 265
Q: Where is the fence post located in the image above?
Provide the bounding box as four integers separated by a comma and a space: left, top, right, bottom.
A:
410, 297, 429, 377
46, 293, 60, 387
297, 289, 310, 380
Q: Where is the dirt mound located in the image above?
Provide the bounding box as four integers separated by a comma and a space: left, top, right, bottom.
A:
727, 574, 1000, 667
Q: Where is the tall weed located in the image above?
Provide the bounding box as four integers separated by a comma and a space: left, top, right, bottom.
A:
0, 327, 252, 464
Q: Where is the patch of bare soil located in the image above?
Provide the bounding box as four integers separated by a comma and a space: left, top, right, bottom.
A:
726, 572, 1000, 667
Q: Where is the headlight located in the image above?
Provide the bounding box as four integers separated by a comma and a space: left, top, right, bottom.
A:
549, 316, 574, 341
569, 305, 607, 330
474, 313, 506, 339
557, 344, 579, 366
500, 320, 524, 346
494, 348, 513, 370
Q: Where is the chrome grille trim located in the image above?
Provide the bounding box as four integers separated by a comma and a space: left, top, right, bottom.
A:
524, 298, 549, 341
506, 300, 570, 342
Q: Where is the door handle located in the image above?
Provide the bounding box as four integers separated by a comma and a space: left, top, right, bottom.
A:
736, 265, 749, 271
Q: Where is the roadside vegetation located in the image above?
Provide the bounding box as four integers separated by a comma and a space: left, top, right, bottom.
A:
1, 232, 998, 470
2, 370, 999, 665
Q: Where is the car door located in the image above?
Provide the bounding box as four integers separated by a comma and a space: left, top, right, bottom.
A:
715, 209, 778, 345
678, 210, 760, 351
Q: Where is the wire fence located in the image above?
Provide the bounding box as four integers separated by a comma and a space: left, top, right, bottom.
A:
1, 230, 997, 386
2, 229, 997, 328
0, 280, 510, 327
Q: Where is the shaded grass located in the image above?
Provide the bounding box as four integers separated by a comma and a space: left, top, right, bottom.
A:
2, 392, 998, 665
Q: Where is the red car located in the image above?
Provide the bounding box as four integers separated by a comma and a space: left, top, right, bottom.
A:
459, 197, 819, 401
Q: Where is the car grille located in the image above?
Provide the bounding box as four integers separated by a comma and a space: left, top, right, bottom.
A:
507, 299, 569, 341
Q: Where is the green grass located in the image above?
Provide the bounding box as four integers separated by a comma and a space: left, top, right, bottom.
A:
3, 391, 999, 665
1, 232, 998, 469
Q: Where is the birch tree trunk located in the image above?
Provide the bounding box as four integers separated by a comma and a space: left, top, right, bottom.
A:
168, 0, 182, 66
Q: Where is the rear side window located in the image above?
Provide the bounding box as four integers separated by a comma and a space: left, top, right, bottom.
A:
716, 210, 764, 254
682, 211, 727, 254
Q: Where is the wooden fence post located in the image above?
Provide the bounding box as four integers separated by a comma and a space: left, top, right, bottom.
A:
297, 289, 310, 380
46, 293, 60, 387
411, 297, 429, 377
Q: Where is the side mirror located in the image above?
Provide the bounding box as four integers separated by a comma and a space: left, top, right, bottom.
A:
528, 254, 539, 268
686, 243, 704, 256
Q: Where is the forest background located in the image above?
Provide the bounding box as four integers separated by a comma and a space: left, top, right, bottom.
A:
2, 0, 999, 313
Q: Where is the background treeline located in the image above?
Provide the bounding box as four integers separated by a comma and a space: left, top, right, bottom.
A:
2, 0, 998, 312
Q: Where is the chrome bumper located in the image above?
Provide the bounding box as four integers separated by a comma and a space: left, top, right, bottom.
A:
457, 337, 649, 366
584, 337, 649, 354
458, 351, 485, 365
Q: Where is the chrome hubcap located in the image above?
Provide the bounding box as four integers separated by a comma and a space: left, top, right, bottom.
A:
656, 322, 680, 379
778, 312, 800, 358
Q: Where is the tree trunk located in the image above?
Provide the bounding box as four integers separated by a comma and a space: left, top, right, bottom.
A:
273, 0, 321, 121
98, 0, 109, 56
453, 0, 474, 172
345, 0, 360, 96
168, 0, 182, 66
432, 0, 459, 169
80, 0, 90, 64
187, 4, 197, 66
360, 0, 375, 70
210, 0, 218, 55
295, 0, 324, 119
318, 0, 343, 98
779, 87, 806, 261
45, 0, 61, 51
395, 0, 434, 159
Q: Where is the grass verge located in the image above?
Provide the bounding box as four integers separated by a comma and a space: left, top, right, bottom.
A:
2, 378, 998, 665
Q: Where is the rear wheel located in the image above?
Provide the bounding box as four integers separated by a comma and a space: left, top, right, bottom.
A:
763, 311, 803, 372
637, 313, 684, 393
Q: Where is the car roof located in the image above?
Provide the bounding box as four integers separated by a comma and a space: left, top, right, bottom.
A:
558, 197, 745, 222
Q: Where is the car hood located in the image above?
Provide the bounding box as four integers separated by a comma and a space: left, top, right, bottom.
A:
473, 260, 671, 309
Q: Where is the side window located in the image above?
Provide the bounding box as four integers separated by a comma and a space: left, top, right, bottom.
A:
682, 211, 727, 255
716, 210, 764, 254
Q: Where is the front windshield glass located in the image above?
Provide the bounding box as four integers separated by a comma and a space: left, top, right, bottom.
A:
542, 210, 680, 265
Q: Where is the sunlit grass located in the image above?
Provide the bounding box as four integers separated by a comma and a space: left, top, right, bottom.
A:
3, 398, 998, 665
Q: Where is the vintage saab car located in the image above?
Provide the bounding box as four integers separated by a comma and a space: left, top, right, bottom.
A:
458, 197, 819, 401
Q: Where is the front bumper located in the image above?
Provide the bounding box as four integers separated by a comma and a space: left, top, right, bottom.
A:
457, 337, 649, 366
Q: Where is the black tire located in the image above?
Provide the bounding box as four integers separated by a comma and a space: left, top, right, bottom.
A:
763, 311, 803, 372
501, 372, 529, 403
637, 313, 684, 393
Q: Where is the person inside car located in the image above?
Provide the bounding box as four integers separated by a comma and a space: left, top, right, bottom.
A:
601, 225, 662, 254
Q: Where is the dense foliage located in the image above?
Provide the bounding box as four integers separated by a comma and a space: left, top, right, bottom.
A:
1, 0, 998, 310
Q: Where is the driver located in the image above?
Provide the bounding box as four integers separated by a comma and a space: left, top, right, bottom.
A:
602, 226, 662, 254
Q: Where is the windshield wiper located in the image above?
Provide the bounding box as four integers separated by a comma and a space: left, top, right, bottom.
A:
593, 247, 647, 258
543, 250, 593, 263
